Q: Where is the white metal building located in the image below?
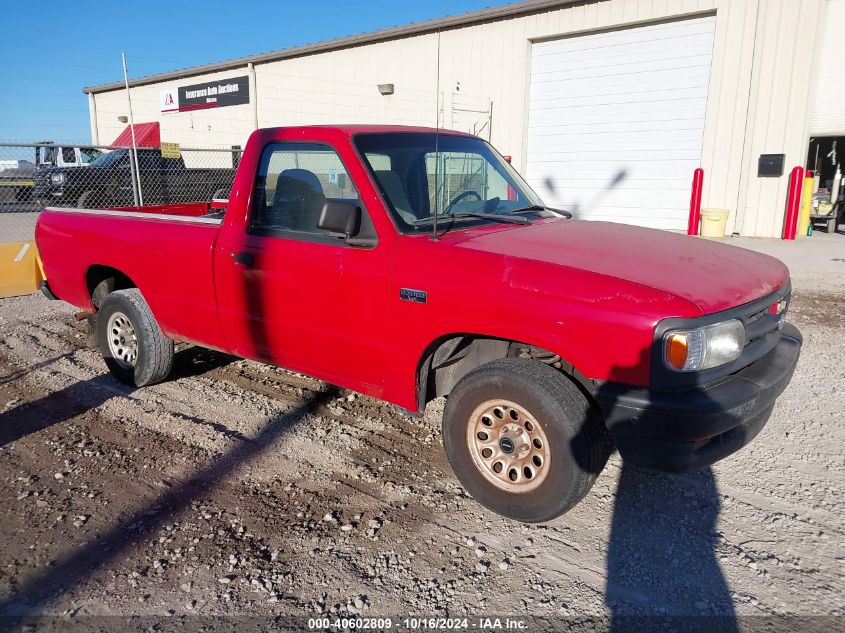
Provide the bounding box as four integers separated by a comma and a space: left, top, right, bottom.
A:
84, 0, 845, 238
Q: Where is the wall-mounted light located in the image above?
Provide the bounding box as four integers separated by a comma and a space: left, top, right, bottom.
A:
378, 83, 395, 96
117, 115, 128, 123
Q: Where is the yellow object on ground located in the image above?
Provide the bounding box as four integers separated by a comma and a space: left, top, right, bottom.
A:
699, 208, 729, 237
0, 242, 44, 299
798, 174, 814, 237
817, 200, 834, 216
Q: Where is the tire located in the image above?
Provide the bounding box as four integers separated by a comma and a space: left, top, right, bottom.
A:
77, 190, 95, 208
442, 358, 610, 523
96, 289, 173, 387
85, 279, 116, 348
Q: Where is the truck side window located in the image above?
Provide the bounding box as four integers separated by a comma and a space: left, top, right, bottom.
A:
80, 148, 103, 164
40, 147, 56, 166
61, 147, 76, 164
251, 142, 360, 237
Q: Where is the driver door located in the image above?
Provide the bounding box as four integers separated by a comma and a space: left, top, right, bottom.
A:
215, 142, 357, 382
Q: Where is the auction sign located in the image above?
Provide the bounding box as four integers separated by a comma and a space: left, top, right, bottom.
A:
160, 76, 249, 113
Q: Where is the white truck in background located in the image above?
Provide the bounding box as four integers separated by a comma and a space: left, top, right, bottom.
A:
0, 143, 105, 204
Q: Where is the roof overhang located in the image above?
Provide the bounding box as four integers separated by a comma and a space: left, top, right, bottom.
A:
84, 0, 576, 94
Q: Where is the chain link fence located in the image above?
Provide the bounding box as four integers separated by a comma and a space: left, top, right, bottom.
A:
0, 142, 242, 243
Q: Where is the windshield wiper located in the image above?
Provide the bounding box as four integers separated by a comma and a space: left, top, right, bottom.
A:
509, 204, 573, 218
413, 212, 530, 226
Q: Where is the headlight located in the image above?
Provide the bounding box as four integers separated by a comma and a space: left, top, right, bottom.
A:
50, 173, 65, 185
663, 319, 745, 372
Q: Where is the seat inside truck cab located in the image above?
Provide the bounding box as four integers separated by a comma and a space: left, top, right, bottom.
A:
373, 170, 417, 223
270, 168, 327, 233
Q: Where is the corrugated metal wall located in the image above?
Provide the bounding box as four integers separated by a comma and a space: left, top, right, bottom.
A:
732, 0, 824, 238
89, 0, 827, 238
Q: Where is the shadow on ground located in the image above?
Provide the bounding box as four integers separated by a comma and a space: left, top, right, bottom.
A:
584, 350, 740, 632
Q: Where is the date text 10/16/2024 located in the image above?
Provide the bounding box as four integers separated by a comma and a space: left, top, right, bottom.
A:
307, 617, 528, 630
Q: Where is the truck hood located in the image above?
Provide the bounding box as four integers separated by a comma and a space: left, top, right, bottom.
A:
453, 220, 789, 314
37, 166, 91, 177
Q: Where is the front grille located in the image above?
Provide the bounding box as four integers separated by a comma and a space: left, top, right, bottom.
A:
737, 285, 790, 363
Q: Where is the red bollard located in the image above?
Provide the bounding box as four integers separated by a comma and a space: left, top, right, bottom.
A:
687, 168, 704, 235
783, 166, 804, 240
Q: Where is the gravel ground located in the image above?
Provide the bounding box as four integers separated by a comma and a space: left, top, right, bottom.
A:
0, 236, 841, 630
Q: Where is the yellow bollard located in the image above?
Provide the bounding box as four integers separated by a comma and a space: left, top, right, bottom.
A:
0, 242, 44, 299
797, 171, 814, 237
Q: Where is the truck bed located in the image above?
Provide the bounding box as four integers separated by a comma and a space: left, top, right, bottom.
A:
103, 202, 217, 217
36, 204, 228, 350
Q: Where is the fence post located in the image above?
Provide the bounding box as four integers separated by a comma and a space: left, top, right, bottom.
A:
783, 166, 804, 240
687, 168, 704, 235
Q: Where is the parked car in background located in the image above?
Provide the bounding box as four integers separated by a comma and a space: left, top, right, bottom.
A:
0, 160, 37, 203
37, 144, 105, 169
33, 148, 236, 208
0, 144, 103, 203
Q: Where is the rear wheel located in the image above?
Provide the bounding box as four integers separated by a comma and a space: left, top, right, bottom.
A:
96, 289, 173, 387
85, 278, 116, 348
442, 358, 610, 522
77, 190, 95, 208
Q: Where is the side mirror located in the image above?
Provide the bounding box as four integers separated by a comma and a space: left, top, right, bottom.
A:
318, 201, 361, 237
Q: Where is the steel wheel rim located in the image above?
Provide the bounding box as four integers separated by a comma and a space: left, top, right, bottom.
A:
466, 399, 551, 493
106, 311, 138, 369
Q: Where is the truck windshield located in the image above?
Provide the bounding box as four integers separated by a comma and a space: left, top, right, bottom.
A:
89, 150, 128, 168
353, 132, 549, 233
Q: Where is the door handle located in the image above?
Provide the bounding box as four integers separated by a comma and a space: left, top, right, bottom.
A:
231, 252, 255, 267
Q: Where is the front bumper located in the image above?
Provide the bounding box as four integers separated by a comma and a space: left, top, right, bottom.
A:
594, 323, 802, 472
32, 186, 66, 202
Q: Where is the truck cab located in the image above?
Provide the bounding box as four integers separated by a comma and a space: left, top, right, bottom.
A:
37, 143, 104, 168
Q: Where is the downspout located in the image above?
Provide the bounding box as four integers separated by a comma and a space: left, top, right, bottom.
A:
248, 63, 258, 130
88, 92, 100, 145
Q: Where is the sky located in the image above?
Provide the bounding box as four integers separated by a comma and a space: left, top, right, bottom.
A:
0, 0, 506, 144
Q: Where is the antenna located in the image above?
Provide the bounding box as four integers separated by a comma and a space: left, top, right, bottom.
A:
121, 52, 143, 207
431, 29, 441, 241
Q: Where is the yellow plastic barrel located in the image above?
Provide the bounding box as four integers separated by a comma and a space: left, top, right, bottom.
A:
699, 208, 729, 237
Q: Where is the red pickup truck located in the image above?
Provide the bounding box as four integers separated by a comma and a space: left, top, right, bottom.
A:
36, 125, 801, 522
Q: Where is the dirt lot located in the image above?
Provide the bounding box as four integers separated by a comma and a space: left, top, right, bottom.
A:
0, 236, 842, 630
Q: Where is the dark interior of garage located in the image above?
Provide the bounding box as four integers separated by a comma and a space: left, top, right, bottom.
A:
806, 136, 844, 189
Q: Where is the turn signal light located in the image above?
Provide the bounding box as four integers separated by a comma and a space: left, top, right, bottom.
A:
661, 319, 744, 372
665, 333, 689, 370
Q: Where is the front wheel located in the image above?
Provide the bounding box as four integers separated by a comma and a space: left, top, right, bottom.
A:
96, 289, 174, 387
442, 358, 610, 522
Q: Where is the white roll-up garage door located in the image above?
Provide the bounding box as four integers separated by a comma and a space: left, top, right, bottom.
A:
525, 16, 716, 230
809, 0, 845, 135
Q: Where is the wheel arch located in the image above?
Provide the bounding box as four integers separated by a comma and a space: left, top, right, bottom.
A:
85, 264, 138, 309
415, 333, 593, 412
